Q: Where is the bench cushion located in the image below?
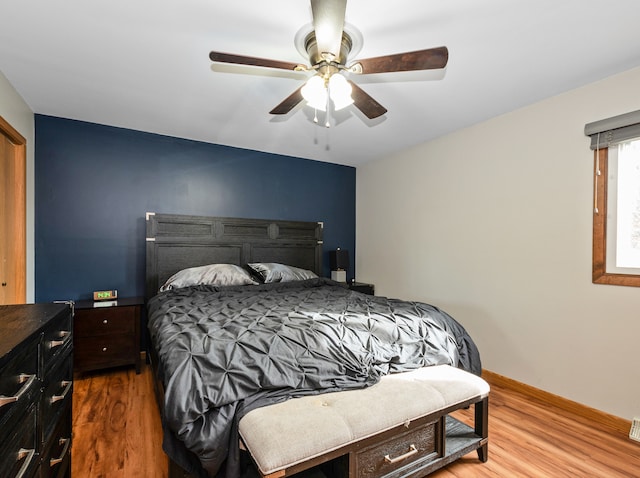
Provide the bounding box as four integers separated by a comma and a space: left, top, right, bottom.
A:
239, 365, 489, 475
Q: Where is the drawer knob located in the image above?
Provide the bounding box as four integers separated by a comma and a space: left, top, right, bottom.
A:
384, 444, 418, 464
102, 347, 107, 352
103, 319, 108, 324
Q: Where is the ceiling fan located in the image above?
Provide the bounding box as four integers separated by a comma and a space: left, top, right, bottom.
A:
209, 0, 448, 121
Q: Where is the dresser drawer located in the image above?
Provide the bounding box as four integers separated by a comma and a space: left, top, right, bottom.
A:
41, 406, 72, 478
42, 312, 73, 373
0, 403, 39, 478
0, 335, 39, 431
42, 356, 73, 444
74, 306, 135, 337
353, 418, 442, 478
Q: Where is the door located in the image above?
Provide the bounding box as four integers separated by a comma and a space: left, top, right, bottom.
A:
0, 116, 26, 304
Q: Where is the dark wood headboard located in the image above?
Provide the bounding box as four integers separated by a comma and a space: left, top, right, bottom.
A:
145, 213, 323, 299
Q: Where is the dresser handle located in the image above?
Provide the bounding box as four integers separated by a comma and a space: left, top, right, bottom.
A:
48, 330, 71, 349
50, 438, 71, 467
16, 448, 36, 478
0, 374, 37, 408
51, 380, 73, 404
384, 444, 418, 464
103, 319, 108, 324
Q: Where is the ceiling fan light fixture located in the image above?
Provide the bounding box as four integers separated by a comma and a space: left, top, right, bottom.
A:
301, 73, 353, 113
209, 1, 448, 122
328, 73, 353, 110
301, 75, 328, 111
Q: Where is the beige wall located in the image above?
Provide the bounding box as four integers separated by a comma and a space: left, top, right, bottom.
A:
356, 66, 640, 420
0, 71, 35, 302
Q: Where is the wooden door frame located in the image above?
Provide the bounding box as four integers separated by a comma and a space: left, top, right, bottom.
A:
0, 115, 27, 303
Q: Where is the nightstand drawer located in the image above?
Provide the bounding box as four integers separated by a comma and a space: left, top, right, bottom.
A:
74, 334, 136, 372
74, 307, 135, 337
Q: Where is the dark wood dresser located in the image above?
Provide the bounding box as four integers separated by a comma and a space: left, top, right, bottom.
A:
0, 302, 73, 478
73, 297, 142, 374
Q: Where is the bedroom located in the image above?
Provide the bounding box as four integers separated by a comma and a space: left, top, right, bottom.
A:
1, 0, 640, 477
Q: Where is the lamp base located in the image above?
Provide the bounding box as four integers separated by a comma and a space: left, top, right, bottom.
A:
331, 270, 347, 283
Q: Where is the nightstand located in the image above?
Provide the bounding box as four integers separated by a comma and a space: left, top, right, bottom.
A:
73, 296, 143, 374
348, 281, 375, 295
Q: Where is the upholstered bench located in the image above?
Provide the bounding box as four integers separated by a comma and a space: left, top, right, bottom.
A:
239, 365, 490, 478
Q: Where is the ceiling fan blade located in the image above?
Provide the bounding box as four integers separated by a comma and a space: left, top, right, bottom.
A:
310, 0, 347, 60
355, 46, 449, 74
349, 81, 387, 119
209, 51, 302, 71
269, 86, 305, 115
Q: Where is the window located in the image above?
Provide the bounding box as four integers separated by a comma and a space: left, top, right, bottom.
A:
586, 111, 640, 287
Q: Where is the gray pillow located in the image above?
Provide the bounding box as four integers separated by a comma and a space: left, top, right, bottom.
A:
247, 263, 318, 283
159, 263, 258, 291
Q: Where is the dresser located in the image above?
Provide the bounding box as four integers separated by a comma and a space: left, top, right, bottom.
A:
73, 297, 142, 374
0, 302, 73, 478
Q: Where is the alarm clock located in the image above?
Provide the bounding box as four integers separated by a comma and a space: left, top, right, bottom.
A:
93, 290, 118, 301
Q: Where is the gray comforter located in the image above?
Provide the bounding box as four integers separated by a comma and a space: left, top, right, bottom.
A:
147, 278, 481, 477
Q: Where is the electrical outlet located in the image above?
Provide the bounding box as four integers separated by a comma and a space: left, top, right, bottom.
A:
631, 417, 640, 442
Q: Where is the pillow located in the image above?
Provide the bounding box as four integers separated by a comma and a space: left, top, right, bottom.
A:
159, 263, 258, 291
247, 263, 318, 283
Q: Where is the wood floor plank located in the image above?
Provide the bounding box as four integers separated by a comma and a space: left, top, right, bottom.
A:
72, 364, 640, 477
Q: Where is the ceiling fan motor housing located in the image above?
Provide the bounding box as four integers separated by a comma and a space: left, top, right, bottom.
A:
304, 31, 353, 71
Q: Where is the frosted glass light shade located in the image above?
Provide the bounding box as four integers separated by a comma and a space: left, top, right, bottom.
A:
301, 75, 327, 111
301, 74, 354, 112
329, 74, 353, 111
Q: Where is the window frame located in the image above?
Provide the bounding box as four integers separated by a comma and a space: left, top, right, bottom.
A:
592, 147, 640, 287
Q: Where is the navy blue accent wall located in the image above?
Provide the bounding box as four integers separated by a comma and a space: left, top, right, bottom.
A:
35, 115, 355, 302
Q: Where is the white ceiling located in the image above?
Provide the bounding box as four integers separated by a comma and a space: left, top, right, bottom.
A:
2, 0, 640, 167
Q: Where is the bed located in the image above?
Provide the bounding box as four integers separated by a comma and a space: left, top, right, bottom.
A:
145, 213, 485, 478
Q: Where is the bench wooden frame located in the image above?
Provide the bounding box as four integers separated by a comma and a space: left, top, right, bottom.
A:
244, 394, 488, 478
238, 365, 489, 478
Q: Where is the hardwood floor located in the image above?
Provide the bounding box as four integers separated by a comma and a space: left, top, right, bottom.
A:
72, 364, 167, 477
434, 381, 640, 478
72, 363, 640, 477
